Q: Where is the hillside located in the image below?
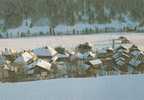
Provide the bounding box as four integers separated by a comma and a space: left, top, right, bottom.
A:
0, 74, 144, 100
0, 0, 144, 37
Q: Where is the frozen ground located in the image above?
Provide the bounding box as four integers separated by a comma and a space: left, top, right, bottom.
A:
0, 33, 143, 51
0, 74, 144, 100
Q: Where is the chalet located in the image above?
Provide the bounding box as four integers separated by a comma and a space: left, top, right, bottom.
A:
118, 36, 130, 44
51, 52, 70, 62
52, 62, 67, 78
113, 46, 130, 73
75, 51, 96, 60
129, 52, 144, 73
76, 42, 93, 53
101, 58, 114, 75
32, 46, 57, 60
2, 48, 17, 61
129, 45, 141, 57
14, 52, 36, 65
0, 64, 15, 82
27, 59, 52, 79
12, 51, 37, 73
86, 59, 103, 76
97, 47, 113, 58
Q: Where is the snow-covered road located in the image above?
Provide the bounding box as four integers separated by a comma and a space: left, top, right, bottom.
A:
0, 75, 144, 100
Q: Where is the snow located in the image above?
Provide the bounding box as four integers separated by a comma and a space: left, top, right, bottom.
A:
89, 59, 103, 65
0, 74, 144, 100
0, 15, 138, 37
0, 33, 143, 52
27, 59, 51, 71
32, 47, 57, 57
14, 52, 34, 64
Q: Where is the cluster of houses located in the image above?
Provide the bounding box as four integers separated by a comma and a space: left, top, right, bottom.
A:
0, 42, 143, 82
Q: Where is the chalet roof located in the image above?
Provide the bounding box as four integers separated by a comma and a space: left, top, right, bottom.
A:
130, 50, 141, 56
116, 60, 125, 66
113, 52, 129, 59
115, 57, 126, 62
3, 64, 10, 70
14, 52, 35, 64
51, 56, 58, 63
129, 52, 144, 67
129, 45, 140, 52
33, 47, 57, 57
51, 53, 70, 62
76, 52, 95, 60
115, 46, 127, 51
89, 59, 102, 65
27, 59, 51, 71
2, 48, 16, 56
56, 53, 69, 58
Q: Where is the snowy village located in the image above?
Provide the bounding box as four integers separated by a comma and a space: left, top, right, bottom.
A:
0, 36, 143, 82
0, 0, 144, 100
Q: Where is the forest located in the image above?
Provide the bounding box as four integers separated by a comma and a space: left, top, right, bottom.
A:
0, 0, 144, 29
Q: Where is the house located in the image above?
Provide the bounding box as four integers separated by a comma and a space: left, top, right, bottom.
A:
101, 58, 114, 75
129, 52, 144, 73
129, 45, 141, 57
2, 48, 17, 62
51, 52, 70, 62
32, 46, 57, 59
75, 51, 96, 60
113, 46, 130, 73
0, 56, 15, 81
0, 64, 15, 82
86, 59, 103, 76
13, 51, 37, 73
14, 51, 37, 65
51, 62, 68, 78
2, 48, 17, 56
76, 42, 93, 53
97, 47, 113, 58
26, 59, 52, 80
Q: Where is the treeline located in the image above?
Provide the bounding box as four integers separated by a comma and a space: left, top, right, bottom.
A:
0, 0, 144, 28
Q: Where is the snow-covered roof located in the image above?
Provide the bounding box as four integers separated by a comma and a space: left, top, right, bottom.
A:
2, 48, 16, 56
33, 47, 57, 57
115, 57, 125, 62
56, 53, 69, 58
130, 50, 142, 56
113, 52, 129, 59
76, 52, 95, 60
27, 59, 51, 71
3, 64, 10, 70
115, 46, 127, 52
129, 53, 144, 66
116, 60, 125, 66
89, 59, 103, 65
14, 52, 35, 64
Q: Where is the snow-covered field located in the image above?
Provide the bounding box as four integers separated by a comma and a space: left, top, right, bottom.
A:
0, 75, 144, 100
0, 33, 143, 51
